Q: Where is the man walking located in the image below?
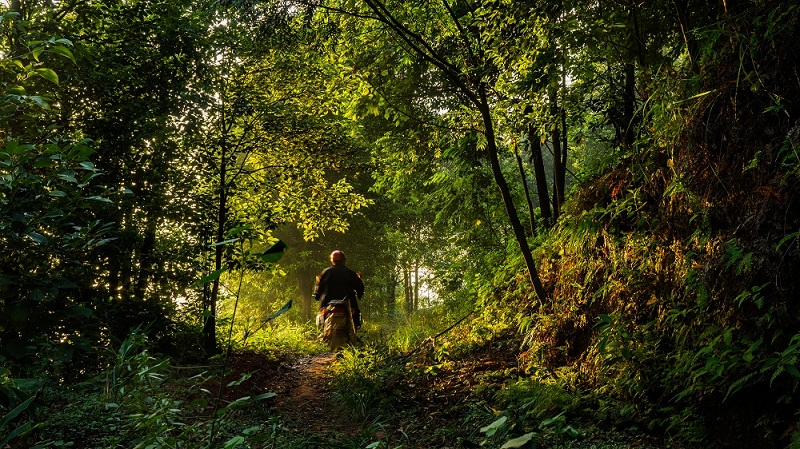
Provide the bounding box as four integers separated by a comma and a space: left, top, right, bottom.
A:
314, 250, 364, 349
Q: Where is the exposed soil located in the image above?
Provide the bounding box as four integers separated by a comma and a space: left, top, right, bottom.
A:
202, 338, 674, 449
204, 350, 360, 438
201, 343, 517, 447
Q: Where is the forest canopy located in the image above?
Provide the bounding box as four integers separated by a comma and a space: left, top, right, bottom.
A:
2, 0, 800, 447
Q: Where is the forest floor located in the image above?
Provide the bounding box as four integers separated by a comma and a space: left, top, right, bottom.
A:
212, 341, 681, 449
16, 337, 701, 449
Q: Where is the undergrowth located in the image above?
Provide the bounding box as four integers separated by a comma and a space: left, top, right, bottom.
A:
502, 4, 800, 447
10, 327, 282, 449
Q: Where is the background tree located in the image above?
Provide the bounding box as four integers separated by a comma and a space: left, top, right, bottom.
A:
0, 7, 115, 373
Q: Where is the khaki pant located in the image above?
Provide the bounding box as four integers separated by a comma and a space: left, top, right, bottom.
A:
319, 302, 355, 350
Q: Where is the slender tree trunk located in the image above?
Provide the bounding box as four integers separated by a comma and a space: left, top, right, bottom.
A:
672, 0, 699, 74
358, 0, 548, 302
549, 85, 564, 220
298, 266, 314, 321
133, 218, 157, 301
403, 266, 413, 314
204, 115, 227, 356
478, 85, 548, 303
623, 62, 636, 151
8, 0, 22, 54
622, 2, 642, 152
513, 142, 537, 235
560, 72, 569, 193
387, 271, 397, 316
413, 264, 420, 310
528, 127, 552, 227
120, 213, 134, 302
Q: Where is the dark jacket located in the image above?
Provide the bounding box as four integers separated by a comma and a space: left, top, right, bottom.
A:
314, 264, 364, 313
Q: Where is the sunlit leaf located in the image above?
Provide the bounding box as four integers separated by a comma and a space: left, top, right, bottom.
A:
261, 300, 292, 324
501, 433, 535, 448
32, 46, 44, 61
227, 225, 251, 236
34, 67, 59, 84
48, 45, 76, 63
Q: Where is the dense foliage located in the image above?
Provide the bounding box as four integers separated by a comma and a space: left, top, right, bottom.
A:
2, 0, 799, 447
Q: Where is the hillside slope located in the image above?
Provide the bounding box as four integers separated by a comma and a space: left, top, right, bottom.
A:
516, 3, 800, 447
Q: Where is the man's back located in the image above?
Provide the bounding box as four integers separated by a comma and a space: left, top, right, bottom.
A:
316, 264, 364, 307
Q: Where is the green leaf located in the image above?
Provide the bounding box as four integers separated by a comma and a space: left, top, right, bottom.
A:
1, 11, 21, 22
192, 267, 228, 287
785, 363, 800, 378
210, 238, 240, 247
252, 392, 277, 400
68, 305, 93, 318
0, 395, 36, 432
226, 225, 252, 236
33, 158, 54, 168
776, 231, 799, 251
86, 196, 113, 204
47, 45, 76, 63
34, 67, 59, 84
58, 172, 78, 183
0, 422, 33, 446
223, 436, 245, 449
480, 416, 507, 437
260, 240, 287, 263
27, 232, 48, 244
261, 300, 292, 324
43, 209, 65, 219
501, 433, 536, 448
32, 47, 45, 62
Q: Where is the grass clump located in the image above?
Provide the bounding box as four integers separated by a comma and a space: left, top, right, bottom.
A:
329, 344, 404, 421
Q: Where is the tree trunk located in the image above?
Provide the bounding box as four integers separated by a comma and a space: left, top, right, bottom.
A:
560, 72, 569, 190
528, 127, 552, 227
298, 267, 315, 321
549, 85, 564, 220
672, 0, 700, 74
513, 142, 537, 235
133, 218, 157, 301
403, 266, 413, 314
623, 62, 637, 151
359, 0, 548, 302
413, 264, 420, 310
387, 271, 397, 316
478, 85, 548, 303
204, 120, 228, 356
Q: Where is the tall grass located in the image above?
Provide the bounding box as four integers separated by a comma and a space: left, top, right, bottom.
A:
231, 319, 328, 354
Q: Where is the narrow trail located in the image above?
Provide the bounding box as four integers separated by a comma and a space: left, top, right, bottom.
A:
272, 352, 339, 432
220, 351, 359, 437
215, 342, 670, 448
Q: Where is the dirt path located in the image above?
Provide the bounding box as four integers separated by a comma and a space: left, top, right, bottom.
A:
272, 352, 338, 432
218, 351, 354, 437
